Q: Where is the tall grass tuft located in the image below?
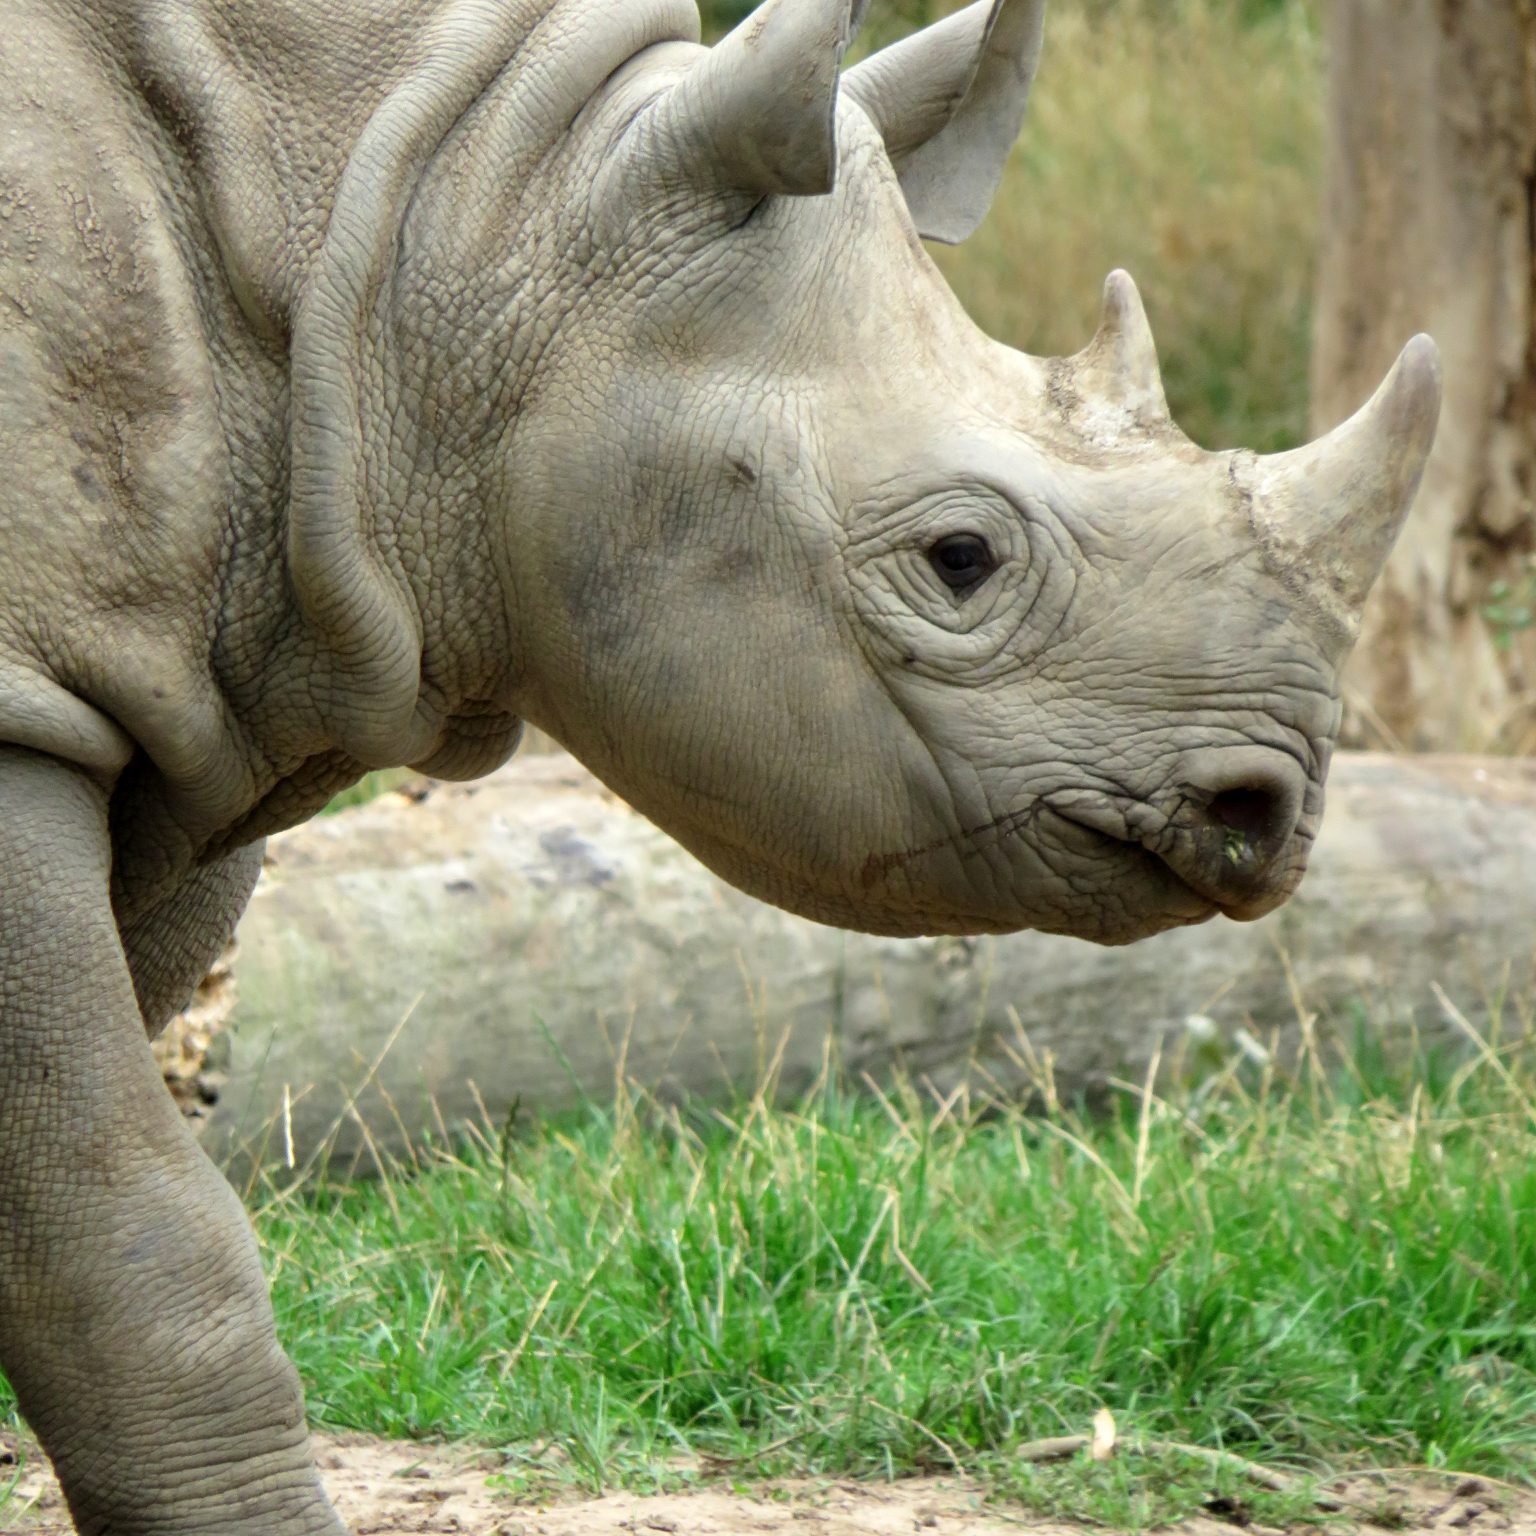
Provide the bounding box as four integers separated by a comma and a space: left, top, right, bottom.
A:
5, 1006, 1535, 1520
228, 1013, 1536, 1496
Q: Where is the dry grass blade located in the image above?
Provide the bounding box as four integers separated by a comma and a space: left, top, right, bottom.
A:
1433, 982, 1536, 1133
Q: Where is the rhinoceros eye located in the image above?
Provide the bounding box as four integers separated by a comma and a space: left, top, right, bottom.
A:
927, 533, 996, 591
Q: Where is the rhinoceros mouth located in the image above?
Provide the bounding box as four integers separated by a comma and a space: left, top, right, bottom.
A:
894, 802, 1225, 939
1039, 805, 1224, 921
1046, 795, 1308, 924
846, 801, 1218, 940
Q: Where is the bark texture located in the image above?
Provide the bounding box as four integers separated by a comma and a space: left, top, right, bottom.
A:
1313, 0, 1536, 750
204, 751, 1536, 1176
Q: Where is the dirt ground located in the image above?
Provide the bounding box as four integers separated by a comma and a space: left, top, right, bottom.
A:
4, 1431, 1535, 1536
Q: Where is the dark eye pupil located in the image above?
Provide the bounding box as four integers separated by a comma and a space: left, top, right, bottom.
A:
929, 534, 994, 589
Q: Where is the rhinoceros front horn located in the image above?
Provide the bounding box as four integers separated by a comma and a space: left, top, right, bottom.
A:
1242, 335, 1442, 624
651, 0, 863, 197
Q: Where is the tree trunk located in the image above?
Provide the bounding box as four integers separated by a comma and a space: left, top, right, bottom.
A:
1313, 0, 1536, 750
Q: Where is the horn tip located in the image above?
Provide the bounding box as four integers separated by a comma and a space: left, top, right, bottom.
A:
1095, 269, 1156, 349
1100, 268, 1138, 323
1383, 332, 1443, 452
1398, 331, 1442, 393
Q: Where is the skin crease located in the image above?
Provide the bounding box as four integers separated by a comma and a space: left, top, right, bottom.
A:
0, 0, 1436, 1530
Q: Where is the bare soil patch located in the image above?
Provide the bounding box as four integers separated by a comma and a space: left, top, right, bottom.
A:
3, 1431, 1534, 1536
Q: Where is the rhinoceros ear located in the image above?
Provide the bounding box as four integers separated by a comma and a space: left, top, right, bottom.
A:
654, 0, 863, 197
843, 0, 1045, 243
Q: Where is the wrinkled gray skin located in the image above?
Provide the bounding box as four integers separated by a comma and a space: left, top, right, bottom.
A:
0, 0, 1437, 1529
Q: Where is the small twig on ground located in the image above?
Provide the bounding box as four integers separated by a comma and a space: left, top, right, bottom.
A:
1013, 1434, 1347, 1510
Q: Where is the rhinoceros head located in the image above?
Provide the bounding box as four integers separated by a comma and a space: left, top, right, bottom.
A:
504, 0, 1440, 942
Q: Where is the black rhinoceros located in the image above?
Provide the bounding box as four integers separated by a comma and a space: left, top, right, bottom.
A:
0, 0, 1437, 1529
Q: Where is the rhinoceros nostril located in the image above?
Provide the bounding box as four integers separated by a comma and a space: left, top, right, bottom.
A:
1172, 747, 1308, 867
1207, 785, 1284, 842
1138, 751, 1312, 914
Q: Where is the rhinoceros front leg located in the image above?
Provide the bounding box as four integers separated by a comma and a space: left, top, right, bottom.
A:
0, 747, 346, 1536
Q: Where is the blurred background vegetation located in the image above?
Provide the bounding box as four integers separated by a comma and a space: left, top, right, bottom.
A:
701, 0, 1323, 453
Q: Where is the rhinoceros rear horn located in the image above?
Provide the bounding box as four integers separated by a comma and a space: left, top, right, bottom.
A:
654, 0, 861, 197
843, 0, 1045, 243
1243, 335, 1442, 623
1076, 270, 1171, 426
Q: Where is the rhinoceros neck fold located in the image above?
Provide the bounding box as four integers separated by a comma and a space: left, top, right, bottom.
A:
282, 0, 699, 771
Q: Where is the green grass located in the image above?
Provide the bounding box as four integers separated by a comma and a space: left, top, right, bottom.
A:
6, 1017, 1536, 1523
245, 1037, 1536, 1497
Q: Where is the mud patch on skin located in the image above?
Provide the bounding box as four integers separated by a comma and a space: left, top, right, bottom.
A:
4, 1432, 1536, 1536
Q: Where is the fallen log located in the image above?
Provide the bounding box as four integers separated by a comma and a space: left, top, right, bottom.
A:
200, 752, 1536, 1175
